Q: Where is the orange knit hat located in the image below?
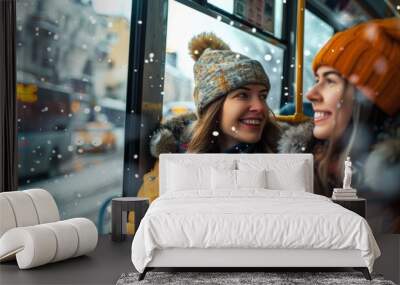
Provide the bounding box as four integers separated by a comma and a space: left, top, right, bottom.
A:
312, 18, 400, 116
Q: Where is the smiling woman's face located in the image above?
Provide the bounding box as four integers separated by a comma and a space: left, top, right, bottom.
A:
306, 66, 354, 140
218, 84, 269, 150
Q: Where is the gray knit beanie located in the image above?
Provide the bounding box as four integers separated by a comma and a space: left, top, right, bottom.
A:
189, 32, 270, 115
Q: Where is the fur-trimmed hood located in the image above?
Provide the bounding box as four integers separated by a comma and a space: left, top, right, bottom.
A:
277, 120, 314, 154
150, 112, 197, 158
278, 117, 400, 197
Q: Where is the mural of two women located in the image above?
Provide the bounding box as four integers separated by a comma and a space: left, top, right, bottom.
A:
139, 18, 400, 233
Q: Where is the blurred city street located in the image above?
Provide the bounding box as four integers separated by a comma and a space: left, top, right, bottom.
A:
19, 128, 126, 230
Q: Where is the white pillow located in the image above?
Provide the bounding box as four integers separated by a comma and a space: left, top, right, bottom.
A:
211, 168, 267, 190
167, 160, 236, 192
266, 162, 307, 191
167, 162, 210, 191
211, 168, 236, 190
238, 159, 308, 191
236, 169, 267, 189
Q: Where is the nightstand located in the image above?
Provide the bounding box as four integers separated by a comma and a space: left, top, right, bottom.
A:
111, 197, 149, 241
331, 198, 366, 218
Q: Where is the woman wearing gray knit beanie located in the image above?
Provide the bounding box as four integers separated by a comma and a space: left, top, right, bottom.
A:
150, 32, 280, 156
137, 32, 281, 202
186, 32, 281, 153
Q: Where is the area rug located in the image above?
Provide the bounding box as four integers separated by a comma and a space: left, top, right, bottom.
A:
116, 271, 396, 285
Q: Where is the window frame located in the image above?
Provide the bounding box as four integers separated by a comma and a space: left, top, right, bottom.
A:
306, 0, 382, 32
1, 0, 18, 193
122, 0, 168, 197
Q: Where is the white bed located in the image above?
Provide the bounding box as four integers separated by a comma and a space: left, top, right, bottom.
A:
131, 154, 380, 280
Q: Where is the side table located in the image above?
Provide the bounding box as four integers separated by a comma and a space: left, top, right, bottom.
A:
112, 197, 149, 241
331, 198, 366, 218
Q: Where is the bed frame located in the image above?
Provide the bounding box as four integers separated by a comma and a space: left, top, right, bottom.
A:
140, 248, 371, 280
138, 154, 372, 281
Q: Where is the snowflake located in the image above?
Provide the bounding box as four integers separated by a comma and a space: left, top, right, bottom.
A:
264, 54, 272, 61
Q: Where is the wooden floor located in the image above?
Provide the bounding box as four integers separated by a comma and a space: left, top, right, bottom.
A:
1, 234, 398, 284
0, 235, 134, 285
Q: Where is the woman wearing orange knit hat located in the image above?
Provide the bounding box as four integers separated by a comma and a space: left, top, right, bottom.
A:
279, 18, 400, 233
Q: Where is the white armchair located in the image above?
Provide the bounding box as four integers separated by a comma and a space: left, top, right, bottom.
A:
0, 189, 98, 269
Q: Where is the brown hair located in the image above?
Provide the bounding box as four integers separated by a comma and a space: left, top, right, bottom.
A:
187, 97, 225, 153
313, 81, 355, 195
187, 96, 281, 153
313, 85, 386, 196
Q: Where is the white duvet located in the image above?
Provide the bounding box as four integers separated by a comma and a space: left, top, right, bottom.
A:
131, 190, 380, 273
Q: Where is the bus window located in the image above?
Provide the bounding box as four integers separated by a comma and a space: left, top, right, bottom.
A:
303, 10, 334, 102
17, 85, 71, 133
16, 0, 132, 232
17, 85, 74, 180
208, 0, 284, 39
163, 0, 284, 118
319, 0, 372, 27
